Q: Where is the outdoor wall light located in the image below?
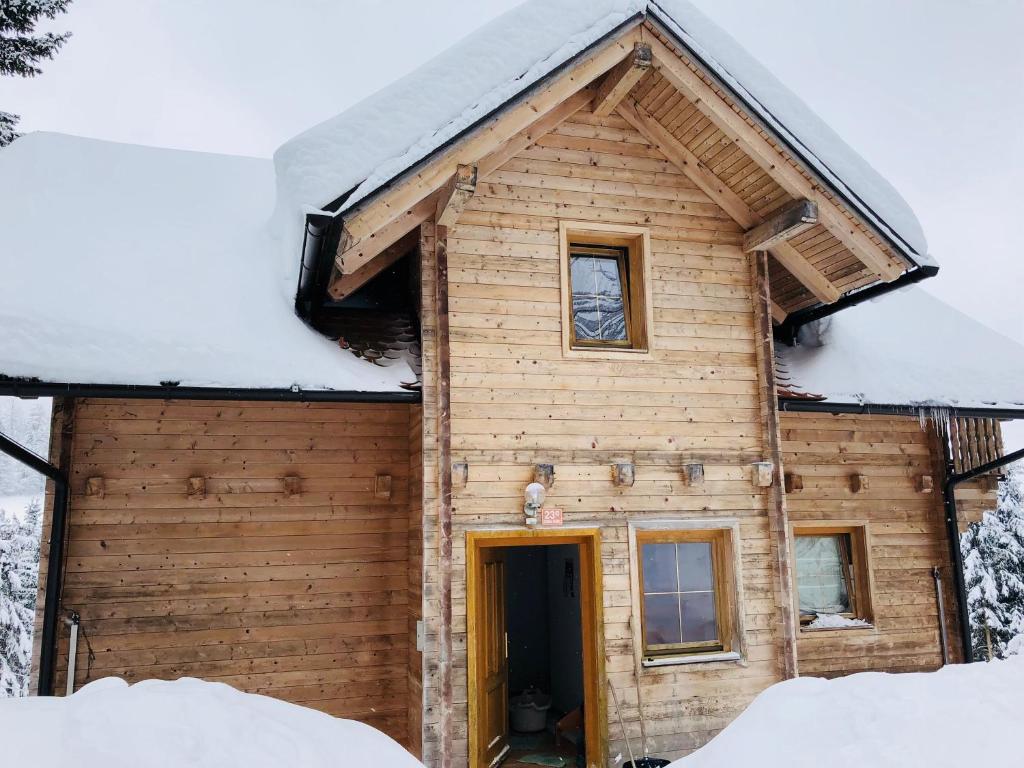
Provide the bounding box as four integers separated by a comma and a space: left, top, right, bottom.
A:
524, 481, 546, 526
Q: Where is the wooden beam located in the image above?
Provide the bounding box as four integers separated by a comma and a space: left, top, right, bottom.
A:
592, 42, 651, 117
336, 196, 433, 274
617, 99, 841, 305
477, 88, 593, 178
328, 228, 419, 300
770, 300, 788, 324
645, 33, 906, 282
743, 199, 817, 253
341, 28, 641, 245
435, 164, 477, 228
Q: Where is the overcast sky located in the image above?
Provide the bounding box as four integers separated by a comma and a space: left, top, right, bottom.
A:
2, 0, 1021, 448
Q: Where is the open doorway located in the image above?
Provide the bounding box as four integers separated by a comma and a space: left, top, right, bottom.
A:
467, 530, 604, 768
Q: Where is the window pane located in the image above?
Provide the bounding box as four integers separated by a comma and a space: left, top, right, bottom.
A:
795, 535, 851, 616
642, 543, 677, 593
644, 594, 682, 646
680, 592, 718, 643
569, 253, 628, 343
677, 542, 714, 592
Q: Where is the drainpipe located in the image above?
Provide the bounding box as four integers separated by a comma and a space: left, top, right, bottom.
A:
0, 429, 69, 695
942, 445, 1024, 663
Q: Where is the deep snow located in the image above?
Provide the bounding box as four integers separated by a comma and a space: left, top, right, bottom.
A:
780, 287, 1024, 411
0, 677, 424, 767
671, 656, 1024, 768
0, 133, 414, 392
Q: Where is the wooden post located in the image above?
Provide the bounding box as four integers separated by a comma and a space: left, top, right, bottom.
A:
750, 251, 798, 679
435, 221, 455, 768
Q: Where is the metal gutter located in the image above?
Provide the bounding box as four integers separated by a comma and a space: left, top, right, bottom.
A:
775, 264, 940, 344
0, 380, 421, 403
0, 430, 68, 695
778, 399, 1024, 420
942, 446, 1024, 663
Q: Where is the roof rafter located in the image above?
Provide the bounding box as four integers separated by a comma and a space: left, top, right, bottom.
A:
616, 98, 841, 305
340, 26, 643, 247
592, 42, 652, 117
743, 199, 817, 253
436, 164, 478, 227
643, 31, 906, 283
329, 229, 420, 300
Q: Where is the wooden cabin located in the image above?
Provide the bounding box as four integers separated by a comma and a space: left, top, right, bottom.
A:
2, 1, 1024, 766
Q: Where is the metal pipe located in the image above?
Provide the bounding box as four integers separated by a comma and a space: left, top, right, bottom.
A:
64, 612, 80, 696
942, 445, 1024, 662
932, 566, 949, 666
779, 399, 1024, 421
0, 430, 68, 695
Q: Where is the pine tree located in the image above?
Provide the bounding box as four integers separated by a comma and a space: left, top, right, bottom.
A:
0, 498, 40, 696
961, 464, 1024, 659
0, 0, 73, 147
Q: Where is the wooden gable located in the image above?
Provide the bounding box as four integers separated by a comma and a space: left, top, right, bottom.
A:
324, 19, 917, 322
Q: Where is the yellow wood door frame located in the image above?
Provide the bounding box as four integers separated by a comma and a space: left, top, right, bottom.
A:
466, 528, 606, 768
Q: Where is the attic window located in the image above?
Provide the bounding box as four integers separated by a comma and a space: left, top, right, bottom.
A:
558, 222, 652, 357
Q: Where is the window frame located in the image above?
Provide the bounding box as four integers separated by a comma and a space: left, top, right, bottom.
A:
792, 524, 873, 627
634, 528, 735, 659
567, 244, 633, 349
558, 221, 653, 358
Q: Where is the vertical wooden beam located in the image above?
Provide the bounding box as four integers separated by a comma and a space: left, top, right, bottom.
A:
434, 221, 455, 768
750, 251, 798, 679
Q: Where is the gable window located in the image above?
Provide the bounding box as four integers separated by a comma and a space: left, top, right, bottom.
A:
793, 526, 871, 625
559, 222, 652, 356
635, 529, 734, 658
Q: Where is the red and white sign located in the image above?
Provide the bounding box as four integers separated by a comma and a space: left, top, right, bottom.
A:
540, 507, 564, 527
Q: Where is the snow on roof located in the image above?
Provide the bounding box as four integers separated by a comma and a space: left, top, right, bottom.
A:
780, 288, 1024, 411
272, 0, 929, 264
0, 133, 413, 393
672, 655, 1024, 768
0, 677, 425, 768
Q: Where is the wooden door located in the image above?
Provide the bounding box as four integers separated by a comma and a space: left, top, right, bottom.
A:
477, 547, 510, 767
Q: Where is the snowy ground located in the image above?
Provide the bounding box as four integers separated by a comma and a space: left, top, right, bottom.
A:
0, 677, 425, 767
670, 655, 1024, 768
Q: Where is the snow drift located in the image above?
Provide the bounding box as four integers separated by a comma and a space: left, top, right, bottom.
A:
0, 677, 424, 768
671, 656, 1024, 768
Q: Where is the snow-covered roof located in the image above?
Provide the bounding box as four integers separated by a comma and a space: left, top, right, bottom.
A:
272, 0, 930, 265
0, 133, 413, 393
780, 288, 1024, 412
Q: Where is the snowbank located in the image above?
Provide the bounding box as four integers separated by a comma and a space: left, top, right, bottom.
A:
272, 0, 928, 264
0, 132, 413, 392
671, 657, 1024, 768
0, 677, 424, 768
780, 288, 1024, 411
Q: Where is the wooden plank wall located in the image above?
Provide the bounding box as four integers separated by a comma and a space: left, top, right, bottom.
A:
40, 398, 414, 745
780, 411, 966, 673
426, 108, 787, 763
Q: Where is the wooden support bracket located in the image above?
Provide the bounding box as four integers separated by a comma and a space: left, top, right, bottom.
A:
283, 475, 302, 497
681, 462, 705, 486
375, 473, 393, 500
534, 464, 556, 489
85, 476, 105, 498
611, 462, 636, 487
752, 461, 774, 488
743, 199, 818, 253
917, 474, 934, 494
435, 164, 478, 228
592, 42, 651, 117
452, 461, 469, 489
187, 476, 207, 498
330, 229, 420, 300
784, 472, 803, 493
850, 473, 869, 493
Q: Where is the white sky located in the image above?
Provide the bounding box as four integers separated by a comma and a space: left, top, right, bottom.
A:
1, 0, 1021, 449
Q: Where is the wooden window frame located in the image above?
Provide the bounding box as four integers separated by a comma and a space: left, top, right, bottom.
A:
634, 528, 736, 659
558, 221, 653, 359
792, 524, 873, 627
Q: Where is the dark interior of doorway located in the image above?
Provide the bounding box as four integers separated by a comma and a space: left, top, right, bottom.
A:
504, 543, 585, 768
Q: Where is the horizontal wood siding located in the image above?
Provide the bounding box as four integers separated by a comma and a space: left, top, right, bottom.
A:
47, 398, 412, 745
431, 109, 785, 764
780, 411, 966, 673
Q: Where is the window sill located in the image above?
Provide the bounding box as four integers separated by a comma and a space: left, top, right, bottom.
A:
800, 623, 875, 634
564, 346, 651, 361
641, 651, 742, 668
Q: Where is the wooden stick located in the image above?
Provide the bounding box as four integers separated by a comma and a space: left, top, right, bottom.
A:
607, 678, 638, 768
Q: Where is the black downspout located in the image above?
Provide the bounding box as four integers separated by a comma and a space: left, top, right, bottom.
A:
0, 430, 68, 696
942, 445, 1024, 663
